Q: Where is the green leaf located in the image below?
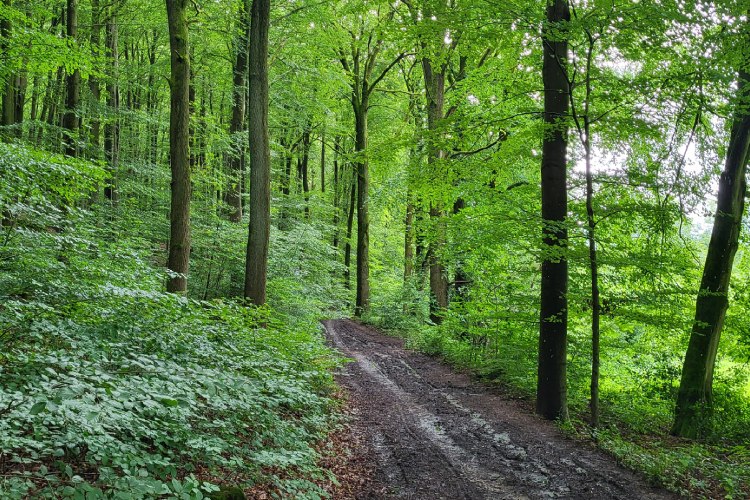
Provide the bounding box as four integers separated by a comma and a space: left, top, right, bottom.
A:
30, 401, 47, 415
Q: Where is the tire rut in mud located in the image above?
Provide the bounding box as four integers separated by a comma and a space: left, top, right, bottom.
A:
324, 319, 673, 500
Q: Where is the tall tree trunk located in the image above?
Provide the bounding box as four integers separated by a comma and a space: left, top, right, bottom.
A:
63, 0, 80, 157
536, 0, 570, 422
344, 164, 357, 289
332, 136, 340, 248
104, 13, 120, 202
404, 193, 415, 281
88, 0, 102, 156
28, 75, 39, 139
147, 29, 159, 166
1, 0, 15, 137
354, 102, 370, 316
452, 197, 470, 300
243, 0, 271, 305
226, 0, 249, 223
672, 70, 750, 438
14, 73, 26, 132
165, 0, 191, 293
301, 129, 311, 219
422, 56, 449, 323
580, 35, 601, 429
320, 129, 326, 193
583, 121, 601, 428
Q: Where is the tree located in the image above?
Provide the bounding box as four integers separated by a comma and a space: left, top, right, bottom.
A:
165, 0, 191, 293
537, 0, 570, 421
104, 9, 120, 202
62, 0, 80, 157
335, 7, 405, 316
1, 0, 15, 136
672, 67, 750, 438
226, 0, 250, 223
243, 0, 271, 305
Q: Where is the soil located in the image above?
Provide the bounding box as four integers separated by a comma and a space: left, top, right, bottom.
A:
323, 319, 675, 500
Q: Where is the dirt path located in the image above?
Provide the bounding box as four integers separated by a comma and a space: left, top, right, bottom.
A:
324, 319, 674, 500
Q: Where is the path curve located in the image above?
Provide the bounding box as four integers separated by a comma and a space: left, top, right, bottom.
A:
324, 319, 673, 500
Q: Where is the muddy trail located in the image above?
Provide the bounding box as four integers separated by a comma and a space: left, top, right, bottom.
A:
324, 319, 674, 500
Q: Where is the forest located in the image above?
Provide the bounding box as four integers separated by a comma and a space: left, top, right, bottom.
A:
0, 0, 749, 498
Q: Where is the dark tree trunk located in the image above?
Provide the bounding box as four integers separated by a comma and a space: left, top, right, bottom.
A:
1, 0, 15, 137
536, 0, 570, 422
320, 130, 326, 193
452, 197, 470, 300
104, 13, 120, 202
226, 0, 249, 223
301, 129, 311, 218
88, 0, 102, 156
354, 102, 370, 316
580, 36, 601, 429
332, 136, 340, 248
14, 73, 26, 131
165, 0, 191, 293
338, 37, 403, 315
344, 164, 357, 289
281, 135, 292, 195
243, 0, 271, 305
404, 194, 415, 281
422, 56, 449, 323
29, 75, 39, 126
147, 29, 159, 165
63, 0, 80, 157
672, 70, 750, 438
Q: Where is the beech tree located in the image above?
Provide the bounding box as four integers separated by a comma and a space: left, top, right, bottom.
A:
165, 0, 191, 293
226, 0, 250, 223
334, 2, 405, 316
62, 0, 80, 157
244, 0, 271, 305
673, 66, 750, 438
537, 0, 571, 421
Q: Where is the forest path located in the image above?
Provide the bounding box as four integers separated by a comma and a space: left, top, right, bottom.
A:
323, 319, 673, 500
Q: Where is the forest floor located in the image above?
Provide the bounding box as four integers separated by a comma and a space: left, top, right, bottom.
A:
323, 319, 676, 500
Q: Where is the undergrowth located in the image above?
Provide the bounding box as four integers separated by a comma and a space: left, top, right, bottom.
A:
0, 143, 346, 499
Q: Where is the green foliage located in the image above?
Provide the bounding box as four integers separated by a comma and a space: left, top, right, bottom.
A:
0, 145, 345, 498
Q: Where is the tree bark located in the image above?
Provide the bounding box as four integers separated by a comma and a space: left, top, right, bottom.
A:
582, 37, 601, 429
354, 102, 370, 315
344, 163, 357, 289
1, 0, 15, 137
301, 128, 311, 219
452, 197, 470, 300
226, 0, 249, 223
243, 0, 271, 305
422, 56, 449, 323
165, 0, 191, 293
672, 70, 750, 438
332, 136, 341, 248
320, 129, 326, 193
404, 193, 415, 281
104, 13, 120, 202
63, 0, 80, 157
536, 0, 570, 422
88, 0, 102, 156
